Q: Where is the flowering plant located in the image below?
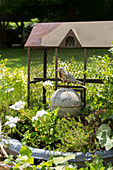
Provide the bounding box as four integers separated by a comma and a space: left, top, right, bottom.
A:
1, 51, 113, 169
9, 100, 26, 110
21, 108, 61, 149
31, 109, 48, 121
5, 116, 20, 128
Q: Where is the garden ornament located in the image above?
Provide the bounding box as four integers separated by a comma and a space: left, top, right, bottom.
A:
57, 67, 84, 86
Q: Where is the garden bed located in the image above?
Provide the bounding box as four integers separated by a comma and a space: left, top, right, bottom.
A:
1, 137, 113, 168
0, 52, 113, 169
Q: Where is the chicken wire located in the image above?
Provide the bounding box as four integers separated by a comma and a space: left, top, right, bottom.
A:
86, 48, 113, 101
28, 47, 112, 107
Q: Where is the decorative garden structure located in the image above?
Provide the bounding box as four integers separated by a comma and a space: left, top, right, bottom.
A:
25, 21, 113, 107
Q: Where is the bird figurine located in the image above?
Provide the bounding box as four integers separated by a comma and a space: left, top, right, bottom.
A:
57, 67, 84, 86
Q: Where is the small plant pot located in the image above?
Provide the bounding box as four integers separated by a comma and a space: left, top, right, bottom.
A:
1, 137, 113, 168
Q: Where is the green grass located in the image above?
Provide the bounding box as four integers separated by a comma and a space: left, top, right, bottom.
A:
0, 47, 112, 75
0, 47, 27, 72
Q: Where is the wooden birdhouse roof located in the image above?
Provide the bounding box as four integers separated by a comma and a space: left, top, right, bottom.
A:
25, 21, 113, 48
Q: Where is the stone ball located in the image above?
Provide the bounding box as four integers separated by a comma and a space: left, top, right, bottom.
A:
51, 88, 81, 118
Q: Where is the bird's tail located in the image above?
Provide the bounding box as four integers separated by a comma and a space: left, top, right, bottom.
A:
75, 79, 84, 85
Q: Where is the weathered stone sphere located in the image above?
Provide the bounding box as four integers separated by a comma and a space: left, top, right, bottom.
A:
51, 88, 81, 118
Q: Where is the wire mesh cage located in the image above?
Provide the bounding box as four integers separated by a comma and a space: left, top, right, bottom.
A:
25, 21, 113, 109
27, 47, 112, 108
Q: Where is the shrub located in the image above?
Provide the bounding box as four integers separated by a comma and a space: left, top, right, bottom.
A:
1, 52, 113, 154
0, 58, 27, 125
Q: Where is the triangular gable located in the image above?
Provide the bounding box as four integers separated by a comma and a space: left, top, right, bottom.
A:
59, 29, 82, 48
25, 21, 113, 48
41, 25, 82, 47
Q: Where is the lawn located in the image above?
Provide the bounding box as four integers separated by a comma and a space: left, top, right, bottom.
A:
0, 47, 27, 72
0, 47, 112, 75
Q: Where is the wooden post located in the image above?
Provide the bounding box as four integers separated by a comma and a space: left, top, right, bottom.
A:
55, 48, 58, 90
27, 48, 30, 106
43, 49, 47, 108
84, 48, 87, 107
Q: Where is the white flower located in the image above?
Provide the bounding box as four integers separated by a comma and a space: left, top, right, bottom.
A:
43, 80, 53, 89
108, 47, 113, 53
8, 123, 16, 128
0, 75, 2, 79
5, 88, 14, 93
0, 119, 1, 134
68, 165, 73, 168
98, 56, 101, 58
32, 109, 48, 121
36, 109, 48, 117
21, 162, 30, 168
61, 62, 66, 66
18, 155, 28, 161
5, 116, 20, 128
10, 100, 26, 110
31, 115, 38, 122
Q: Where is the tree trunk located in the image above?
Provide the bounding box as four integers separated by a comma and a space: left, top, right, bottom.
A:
20, 21, 24, 46
0, 22, 2, 48
2, 21, 6, 47
1, 21, 9, 48
16, 21, 24, 46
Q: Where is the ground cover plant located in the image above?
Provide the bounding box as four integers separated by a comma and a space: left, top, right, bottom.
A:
0, 47, 113, 169
3, 146, 113, 169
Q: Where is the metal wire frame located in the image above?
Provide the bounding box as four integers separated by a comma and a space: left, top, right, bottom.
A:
27, 47, 109, 108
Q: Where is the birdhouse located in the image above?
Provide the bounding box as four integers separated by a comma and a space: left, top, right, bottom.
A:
25, 21, 113, 108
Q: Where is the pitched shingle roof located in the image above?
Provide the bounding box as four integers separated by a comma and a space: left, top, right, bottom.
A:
25, 21, 113, 48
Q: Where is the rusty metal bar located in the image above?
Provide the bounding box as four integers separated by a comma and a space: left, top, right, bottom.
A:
57, 85, 85, 89
27, 48, 30, 106
84, 48, 87, 84
55, 48, 58, 90
43, 49, 47, 108
84, 48, 87, 107
32, 78, 104, 84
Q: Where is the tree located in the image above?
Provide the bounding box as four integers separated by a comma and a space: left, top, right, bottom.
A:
0, 0, 42, 47
0, 0, 113, 47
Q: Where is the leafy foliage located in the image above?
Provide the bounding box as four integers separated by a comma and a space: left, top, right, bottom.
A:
86, 55, 113, 110
0, 58, 27, 128
96, 124, 113, 151
21, 108, 61, 149
1, 52, 113, 157
55, 115, 95, 152
38, 153, 113, 170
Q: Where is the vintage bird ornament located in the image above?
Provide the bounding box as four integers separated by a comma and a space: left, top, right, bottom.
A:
57, 67, 84, 86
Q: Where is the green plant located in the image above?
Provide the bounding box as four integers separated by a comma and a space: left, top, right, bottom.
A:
21, 108, 61, 149
0, 58, 27, 127
3, 147, 113, 170
1, 51, 113, 157
38, 154, 76, 170
38, 153, 113, 170
55, 115, 98, 153
86, 55, 113, 110
84, 154, 113, 170
96, 124, 113, 151
4, 146, 35, 170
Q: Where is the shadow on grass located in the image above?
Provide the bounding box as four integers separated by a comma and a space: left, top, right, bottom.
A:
0, 47, 112, 74
0, 47, 27, 73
